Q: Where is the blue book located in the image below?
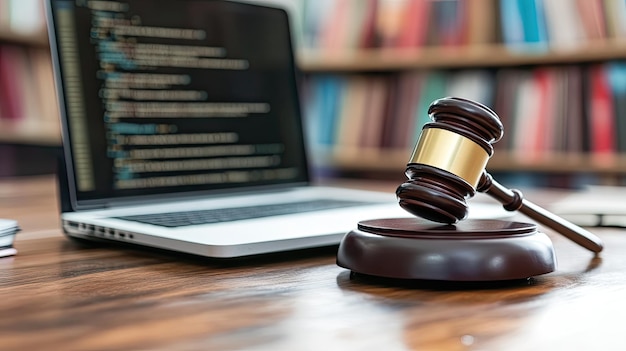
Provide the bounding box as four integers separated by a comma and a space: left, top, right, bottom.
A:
301, 76, 321, 147
606, 62, 626, 152
317, 76, 345, 146
500, 0, 548, 52
518, 0, 548, 51
500, 0, 525, 47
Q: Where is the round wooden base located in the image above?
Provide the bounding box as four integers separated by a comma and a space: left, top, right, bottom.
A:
336, 218, 556, 282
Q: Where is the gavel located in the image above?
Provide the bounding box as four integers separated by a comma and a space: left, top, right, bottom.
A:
395, 97, 603, 253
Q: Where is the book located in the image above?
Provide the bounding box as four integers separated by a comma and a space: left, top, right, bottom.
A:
607, 62, 626, 152
13, 48, 42, 126
360, 77, 390, 149
499, 0, 526, 49
0, 247, 17, 258
0, 218, 19, 258
518, 0, 549, 51
427, 0, 467, 47
493, 69, 524, 151
603, 0, 626, 38
378, 74, 397, 148
500, 0, 549, 52
335, 76, 369, 149
587, 64, 616, 155
0, 45, 26, 120
301, 0, 335, 49
396, 0, 431, 48
467, 0, 496, 45
318, 0, 351, 51
302, 75, 345, 147
542, 0, 585, 50
343, 0, 373, 50
317, 76, 345, 146
530, 68, 555, 155
575, 0, 606, 41
510, 70, 540, 160
358, 0, 380, 48
550, 68, 567, 153
564, 66, 584, 153
387, 72, 422, 149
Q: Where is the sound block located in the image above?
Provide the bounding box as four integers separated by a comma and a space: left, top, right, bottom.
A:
337, 218, 556, 282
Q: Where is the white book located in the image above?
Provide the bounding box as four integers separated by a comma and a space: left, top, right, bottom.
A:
543, 0, 585, 50
0, 218, 19, 256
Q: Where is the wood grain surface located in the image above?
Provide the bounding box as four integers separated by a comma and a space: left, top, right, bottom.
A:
1, 176, 624, 350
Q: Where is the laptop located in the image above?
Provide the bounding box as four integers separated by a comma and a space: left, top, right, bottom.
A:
46, 0, 507, 258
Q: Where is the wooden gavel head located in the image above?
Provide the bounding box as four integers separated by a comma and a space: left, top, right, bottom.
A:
396, 97, 504, 224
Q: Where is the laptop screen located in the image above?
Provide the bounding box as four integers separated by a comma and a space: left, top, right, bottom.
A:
47, 0, 309, 207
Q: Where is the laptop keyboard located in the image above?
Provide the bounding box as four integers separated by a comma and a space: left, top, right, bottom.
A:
115, 199, 374, 228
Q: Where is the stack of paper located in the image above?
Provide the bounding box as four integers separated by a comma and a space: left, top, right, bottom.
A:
0, 219, 19, 257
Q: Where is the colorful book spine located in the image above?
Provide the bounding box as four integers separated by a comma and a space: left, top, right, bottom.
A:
607, 63, 626, 152
301, 61, 626, 171
587, 64, 615, 155
0, 46, 26, 120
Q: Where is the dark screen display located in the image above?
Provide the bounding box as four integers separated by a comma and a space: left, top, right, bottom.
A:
48, 0, 309, 206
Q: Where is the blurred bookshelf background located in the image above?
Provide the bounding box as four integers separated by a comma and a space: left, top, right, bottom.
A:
0, 0, 59, 177
2, 0, 626, 187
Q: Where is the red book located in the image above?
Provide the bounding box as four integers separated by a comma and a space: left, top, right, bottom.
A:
576, 0, 607, 41
396, 0, 431, 48
376, 0, 408, 48
531, 68, 556, 155
0, 46, 26, 120
588, 65, 615, 154
318, 0, 350, 51
358, 0, 379, 48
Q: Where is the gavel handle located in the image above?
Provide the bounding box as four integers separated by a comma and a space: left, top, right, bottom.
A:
478, 172, 604, 253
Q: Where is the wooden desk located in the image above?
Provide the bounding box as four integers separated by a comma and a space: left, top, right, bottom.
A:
1, 176, 625, 350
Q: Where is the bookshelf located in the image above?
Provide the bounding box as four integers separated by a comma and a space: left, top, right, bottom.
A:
2, 0, 626, 183
292, 0, 626, 185
298, 40, 626, 72
0, 0, 60, 146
